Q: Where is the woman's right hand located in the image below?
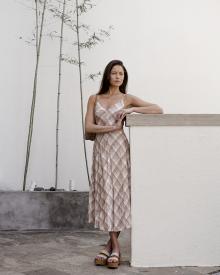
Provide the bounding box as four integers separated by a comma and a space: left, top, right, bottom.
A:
113, 118, 124, 131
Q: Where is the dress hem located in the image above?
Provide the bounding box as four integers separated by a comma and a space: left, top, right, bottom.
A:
88, 221, 131, 232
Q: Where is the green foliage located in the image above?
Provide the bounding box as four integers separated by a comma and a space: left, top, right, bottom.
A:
21, 0, 113, 190
87, 71, 101, 81
77, 0, 94, 14
75, 26, 113, 49
36, 0, 113, 72
61, 55, 84, 65
23, 0, 113, 75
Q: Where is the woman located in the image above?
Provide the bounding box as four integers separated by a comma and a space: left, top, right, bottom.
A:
85, 60, 163, 269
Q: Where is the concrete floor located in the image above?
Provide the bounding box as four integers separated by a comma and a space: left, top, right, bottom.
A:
0, 229, 219, 275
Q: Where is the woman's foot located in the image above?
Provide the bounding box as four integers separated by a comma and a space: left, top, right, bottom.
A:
94, 239, 112, 266
107, 231, 121, 268
107, 251, 121, 269
94, 249, 110, 266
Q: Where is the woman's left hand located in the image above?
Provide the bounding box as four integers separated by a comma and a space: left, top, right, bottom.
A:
116, 108, 134, 120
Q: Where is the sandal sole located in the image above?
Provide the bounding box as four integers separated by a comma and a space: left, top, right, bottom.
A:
94, 259, 107, 266
107, 263, 120, 268
107, 258, 121, 268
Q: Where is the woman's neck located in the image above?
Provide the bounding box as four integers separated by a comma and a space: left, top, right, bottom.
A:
107, 86, 121, 96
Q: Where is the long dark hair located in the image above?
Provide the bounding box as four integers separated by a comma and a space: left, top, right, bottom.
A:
98, 60, 128, 94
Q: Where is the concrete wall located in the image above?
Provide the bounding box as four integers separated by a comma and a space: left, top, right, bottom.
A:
0, 191, 93, 231
1, 0, 220, 191
128, 114, 220, 267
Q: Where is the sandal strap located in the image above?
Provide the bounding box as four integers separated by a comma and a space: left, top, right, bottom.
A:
98, 249, 110, 257
109, 252, 120, 258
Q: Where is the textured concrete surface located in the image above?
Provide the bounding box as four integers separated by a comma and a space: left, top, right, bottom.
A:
0, 192, 92, 230
0, 229, 220, 275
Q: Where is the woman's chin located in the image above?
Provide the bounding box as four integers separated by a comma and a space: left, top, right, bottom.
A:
111, 83, 122, 87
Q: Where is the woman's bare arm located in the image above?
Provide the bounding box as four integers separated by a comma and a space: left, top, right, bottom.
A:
128, 94, 163, 114
85, 95, 123, 134
117, 94, 163, 119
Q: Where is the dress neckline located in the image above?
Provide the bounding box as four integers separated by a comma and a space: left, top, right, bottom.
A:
96, 98, 124, 111
96, 94, 125, 111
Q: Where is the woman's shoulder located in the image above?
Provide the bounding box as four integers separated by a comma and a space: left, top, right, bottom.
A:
124, 93, 135, 102
88, 93, 99, 101
86, 94, 98, 107
125, 93, 134, 98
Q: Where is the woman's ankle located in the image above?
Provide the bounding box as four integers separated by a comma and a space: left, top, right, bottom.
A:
111, 243, 120, 255
104, 242, 112, 253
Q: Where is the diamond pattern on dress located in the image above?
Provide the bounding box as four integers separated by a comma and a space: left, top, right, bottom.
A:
88, 97, 131, 231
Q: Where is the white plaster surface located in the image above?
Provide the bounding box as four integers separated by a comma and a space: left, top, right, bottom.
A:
1, 0, 220, 190
130, 126, 220, 267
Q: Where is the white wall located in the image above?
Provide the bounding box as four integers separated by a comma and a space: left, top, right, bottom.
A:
130, 125, 220, 267
1, 0, 220, 190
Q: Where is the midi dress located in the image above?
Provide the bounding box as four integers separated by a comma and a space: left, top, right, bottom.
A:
88, 95, 131, 232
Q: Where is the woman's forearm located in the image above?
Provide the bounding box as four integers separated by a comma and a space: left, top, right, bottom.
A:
132, 105, 163, 114
86, 124, 119, 134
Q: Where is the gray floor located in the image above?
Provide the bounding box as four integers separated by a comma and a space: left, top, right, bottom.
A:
0, 229, 219, 275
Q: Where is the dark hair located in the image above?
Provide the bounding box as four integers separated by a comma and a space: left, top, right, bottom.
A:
98, 60, 128, 94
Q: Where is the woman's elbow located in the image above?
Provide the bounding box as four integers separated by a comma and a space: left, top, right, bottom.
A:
158, 106, 164, 114
85, 125, 91, 133
85, 122, 90, 132
85, 122, 94, 133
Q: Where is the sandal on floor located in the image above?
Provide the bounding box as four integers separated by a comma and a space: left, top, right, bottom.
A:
107, 252, 121, 269
94, 249, 110, 266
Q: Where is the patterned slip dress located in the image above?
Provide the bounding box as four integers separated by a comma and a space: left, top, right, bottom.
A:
88, 94, 131, 232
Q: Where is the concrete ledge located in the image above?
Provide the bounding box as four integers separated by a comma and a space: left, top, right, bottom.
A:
126, 114, 220, 126
0, 191, 93, 231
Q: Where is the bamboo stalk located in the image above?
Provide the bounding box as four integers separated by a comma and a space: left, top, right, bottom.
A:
23, 0, 47, 191
35, 0, 39, 52
55, 0, 66, 189
75, 0, 91, 186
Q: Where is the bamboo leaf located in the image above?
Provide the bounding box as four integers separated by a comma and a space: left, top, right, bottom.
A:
87, 71, 101, 81
61, 55, 84, 65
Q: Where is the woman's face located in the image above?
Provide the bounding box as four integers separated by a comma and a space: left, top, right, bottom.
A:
109, 65, 124, 87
